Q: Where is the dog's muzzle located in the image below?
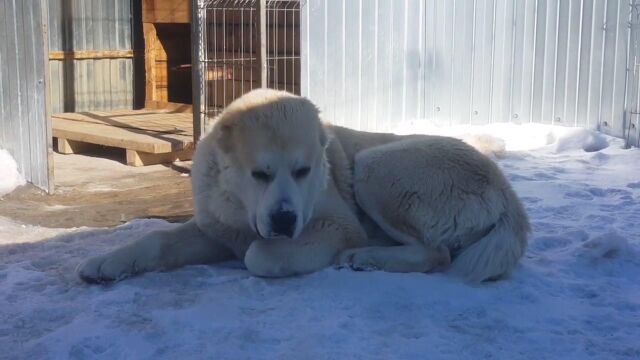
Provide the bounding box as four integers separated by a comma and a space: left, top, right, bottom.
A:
269, 209, 297, 238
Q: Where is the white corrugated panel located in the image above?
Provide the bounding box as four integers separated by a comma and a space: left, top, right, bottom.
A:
302, 0, 635, 142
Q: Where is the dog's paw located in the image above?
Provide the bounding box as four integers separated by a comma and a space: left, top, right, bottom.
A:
76, 254, 137, 284
335, 248, 382, 271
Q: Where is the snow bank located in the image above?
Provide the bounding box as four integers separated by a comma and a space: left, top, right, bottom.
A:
1, 124, 639, 359
0, 149, 25, 197
391, 121, 612, 154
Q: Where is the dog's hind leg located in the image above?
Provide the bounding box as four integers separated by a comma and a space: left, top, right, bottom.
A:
337, 244, 451, 273
76, 219, 234, 283
348, 138, 529, 281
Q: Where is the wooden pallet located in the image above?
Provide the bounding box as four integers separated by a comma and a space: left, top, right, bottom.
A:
52, 109, 194, 166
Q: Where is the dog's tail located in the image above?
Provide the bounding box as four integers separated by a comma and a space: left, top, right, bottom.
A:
448, 189, 530, 282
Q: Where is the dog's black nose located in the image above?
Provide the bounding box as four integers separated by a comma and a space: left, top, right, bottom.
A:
270, 210, 297, 238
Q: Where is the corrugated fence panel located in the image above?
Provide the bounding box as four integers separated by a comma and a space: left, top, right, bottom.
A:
0, 0, 52, 192
47, 0, 134, 113
302, 0, 633, 140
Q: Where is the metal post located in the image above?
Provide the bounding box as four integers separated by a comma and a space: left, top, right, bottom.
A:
191, 0, 203, 141
258, 0, 268, 88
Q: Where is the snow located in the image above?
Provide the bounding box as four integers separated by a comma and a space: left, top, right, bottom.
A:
1, 124, 639, 359
0, 149, 25, 197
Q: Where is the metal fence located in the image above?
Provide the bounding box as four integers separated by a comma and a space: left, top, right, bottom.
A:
193, 0, 300, 133
302, 0, 638, 145
47, 0, 136, 113
0, 0, 52, 192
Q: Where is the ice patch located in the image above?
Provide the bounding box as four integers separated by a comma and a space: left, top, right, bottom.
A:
0, 149, 25, 197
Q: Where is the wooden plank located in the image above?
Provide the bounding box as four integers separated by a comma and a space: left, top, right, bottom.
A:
126, 148, 192, 166
52, 111, 194, 133
52, 118, 192, 153
57, 138, 94, 154
143, 0, 190, 24
48, 50, 137, 60
144, 101, 192, 112
144, 22, 157, 103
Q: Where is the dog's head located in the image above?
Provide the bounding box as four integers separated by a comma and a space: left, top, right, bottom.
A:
209, 89, 329, 239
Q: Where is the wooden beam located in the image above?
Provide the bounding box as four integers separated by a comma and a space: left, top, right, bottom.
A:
56, 138, 95, 154
48, 50, 137, 60
144, 100, 193, 113
143, 0, 190, 24
126, 148, 193, 166
144, 23, 158, 104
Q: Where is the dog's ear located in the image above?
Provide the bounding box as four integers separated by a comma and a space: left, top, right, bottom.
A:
214, 122, 235, 153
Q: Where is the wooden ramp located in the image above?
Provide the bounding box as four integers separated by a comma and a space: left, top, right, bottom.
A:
52, 109, 194, 166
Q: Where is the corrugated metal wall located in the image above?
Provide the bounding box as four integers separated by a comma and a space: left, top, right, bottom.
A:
0, 0, 53, 192
48, 0, 135, 113
301, 0, 634, 140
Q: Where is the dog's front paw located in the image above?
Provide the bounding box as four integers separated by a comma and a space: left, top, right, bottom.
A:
76, 254, 137, 284
335, 248, 382, 271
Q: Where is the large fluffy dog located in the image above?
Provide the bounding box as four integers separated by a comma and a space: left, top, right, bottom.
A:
77, 89, 529, 283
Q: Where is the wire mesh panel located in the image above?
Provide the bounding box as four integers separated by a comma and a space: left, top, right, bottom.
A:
195, 0, 301, 130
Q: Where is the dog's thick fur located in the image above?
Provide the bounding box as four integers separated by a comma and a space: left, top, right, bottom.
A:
77, 89, 530, 284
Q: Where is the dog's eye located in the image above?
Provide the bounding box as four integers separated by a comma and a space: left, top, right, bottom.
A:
251, 170, 272, 182
293, 166, 311, 180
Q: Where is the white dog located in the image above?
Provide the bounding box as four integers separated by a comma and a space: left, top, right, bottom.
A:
77, 89, 529, 283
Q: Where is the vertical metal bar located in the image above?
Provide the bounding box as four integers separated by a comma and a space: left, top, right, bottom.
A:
469, 0, 478, 122
528, 0, 539, 123
373, 0, 378, 130
191, 0, 203, 141
573, 0, 585, 126
488, 0, 497, 123
402, 0, 409, 124
586, 0, 598, 127
597, 0, 609, 130
610, 0, 622, 131
562, 0, 574, 126
508, 0, 518, 122
417, 0, 425, 119
358, 0, 362, 129
258, 0, 267, 88
551, 0, 560, 124
623, 0, 634, 146
40, 0, 54, 193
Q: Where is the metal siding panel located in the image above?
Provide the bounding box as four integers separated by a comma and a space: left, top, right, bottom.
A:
562, 0, 583, 127
423, 0, 436, 122
343, 0, 360, 129
490, 0, 515, 123
321, 0, 341, 126
358, 0, 377, 130
12, 0, 31, 180
376, 0, 393, 130
21, 0, 38, 184
433, 0, 454, 125
576, 0, 595, 128
0, 0, 6, 146
552, 0, 571, 125
300, 0, 632, 142
470, 0, 496, 125
0, 0, 51, 190
599, 0, 618, 133
608, 1, 630, 138
402, 0, 422, 124
388, 0, 405, 124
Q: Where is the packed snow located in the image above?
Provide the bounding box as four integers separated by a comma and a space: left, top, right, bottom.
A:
0, 149, 25, 197
1, 124, 639, 359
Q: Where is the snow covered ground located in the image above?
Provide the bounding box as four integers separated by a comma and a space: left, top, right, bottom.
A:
0, 149, 25, 197
1, 124, 639, 359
